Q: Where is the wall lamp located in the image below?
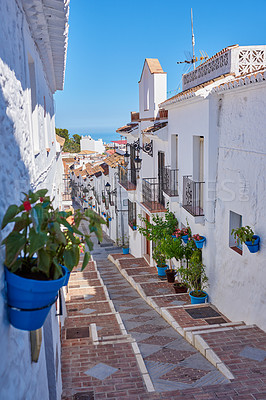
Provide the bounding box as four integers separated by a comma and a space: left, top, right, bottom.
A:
105, 182, 117, 196
124, 138, 153, 172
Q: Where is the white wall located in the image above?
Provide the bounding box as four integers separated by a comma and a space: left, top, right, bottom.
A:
81, 136, 105, 153
0, 0, 64, 398
211, 83, 266, 330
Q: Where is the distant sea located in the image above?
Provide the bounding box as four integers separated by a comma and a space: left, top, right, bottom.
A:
68, 129, 122, 145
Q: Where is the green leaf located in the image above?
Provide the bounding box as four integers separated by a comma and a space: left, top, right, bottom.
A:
53, 222, 67, 245
12, 214, 28, 232
85, 236, 93, 251
37, 249, 51, 277
29, 229, 48, 257
3, 231, 27, 267
35, 189, 48, 198
63, 246, 79, 269
52, 258, 63, 280
10, 258, 22, 273
81, 252, 90, 271
31, 205, 44, 233
1, 205, 19, 229
57, 217, 73, 233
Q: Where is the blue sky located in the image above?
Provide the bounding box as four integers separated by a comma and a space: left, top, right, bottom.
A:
55, 0, 266, 136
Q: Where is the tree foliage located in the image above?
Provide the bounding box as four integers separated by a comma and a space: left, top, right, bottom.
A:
56, 128, 81, 153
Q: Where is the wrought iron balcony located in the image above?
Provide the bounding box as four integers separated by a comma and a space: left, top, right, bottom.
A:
142, 178, 166, 212
162, 167, 178, 197
182, 176, 204, 216
118, 165, 137, 191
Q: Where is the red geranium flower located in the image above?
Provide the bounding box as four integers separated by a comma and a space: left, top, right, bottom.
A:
23, 201, 31, 211
40, 197, 44, 202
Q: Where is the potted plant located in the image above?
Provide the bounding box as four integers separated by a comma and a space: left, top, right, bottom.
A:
192, 234, 206, 249
178, 249, 208, 304
117, 235, 129, 254
231, 226, 260, 253
152, 244, 168, 278
160, 235, 184, 282
1, 189, 104, 331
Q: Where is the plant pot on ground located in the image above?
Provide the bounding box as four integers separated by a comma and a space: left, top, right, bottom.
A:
173, 281, 188, 293
152, 245, 168, 278
1, 189, 104, 330
178, 249, 208, 304
165, 268, 176, 283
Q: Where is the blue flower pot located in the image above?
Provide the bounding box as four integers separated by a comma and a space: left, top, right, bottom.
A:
172, 235, 177, 241
245, 235, 260, 253
182, 235, 188, 244
194, 236, 206, 249
156, 265, 169, 277
5, 265, 68, 331
189, 290, 208, 304
108, 218, 112, 221
122, 247, 129, 254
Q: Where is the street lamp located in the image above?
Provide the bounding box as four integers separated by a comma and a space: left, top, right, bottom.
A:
105, 182, 111, 195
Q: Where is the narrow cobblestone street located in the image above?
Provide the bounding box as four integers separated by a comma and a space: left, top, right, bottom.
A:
61, 232, 266, 400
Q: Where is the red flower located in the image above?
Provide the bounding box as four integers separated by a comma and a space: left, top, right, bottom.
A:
23, 201, 31, 211
40, 197, 44, 202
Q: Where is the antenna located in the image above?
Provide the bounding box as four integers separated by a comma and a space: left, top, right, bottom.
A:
191, 8, 195, 70
177, 10, 208, 68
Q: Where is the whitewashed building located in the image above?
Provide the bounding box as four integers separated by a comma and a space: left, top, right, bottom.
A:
160, 44, 266, 331
80, 135, 105, 154
0, 0, 69, 398
116, 59, 169, 261
113, 48, 266, 331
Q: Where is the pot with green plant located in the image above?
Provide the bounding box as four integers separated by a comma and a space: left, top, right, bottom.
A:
118, 235, 129, 254
152, 244, 168, 278
178, 249, 208, 304
1, 189, 104, 331
231, 226, 260, 253
160, 235, 184, 283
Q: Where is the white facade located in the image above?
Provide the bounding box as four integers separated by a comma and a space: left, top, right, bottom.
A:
0, 0, 69, 398
116, 50, 266, 331
81, 135, 105, 154
117, 59, 168, 261
161, 47, 266, 331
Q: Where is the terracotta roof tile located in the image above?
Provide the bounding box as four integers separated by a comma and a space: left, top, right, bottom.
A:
142, 122, 168, 133
146, 58, 165, 74
104, 153, 124, 168
160, 73, 234, 107
56, 134, 65, 147
116, 123, 138, 133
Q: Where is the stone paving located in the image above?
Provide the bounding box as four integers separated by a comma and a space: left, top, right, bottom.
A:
61, 233, 266, 400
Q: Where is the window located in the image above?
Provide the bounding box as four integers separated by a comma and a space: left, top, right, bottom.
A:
128, 200, 137, 230
229, 211, 242, 255
144, 70, 149, 111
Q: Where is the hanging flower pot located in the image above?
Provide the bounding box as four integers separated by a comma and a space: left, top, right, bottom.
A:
182, 235, 188, 244
193, 235, 206, 249
5, 265, 68, 331
245, 235, 260, 253
108, 217, 112, 221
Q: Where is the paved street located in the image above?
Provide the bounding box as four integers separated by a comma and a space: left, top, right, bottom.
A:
61, 232, 266, 400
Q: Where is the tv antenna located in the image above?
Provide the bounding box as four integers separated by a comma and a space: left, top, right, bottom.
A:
177, 8, 208, 69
